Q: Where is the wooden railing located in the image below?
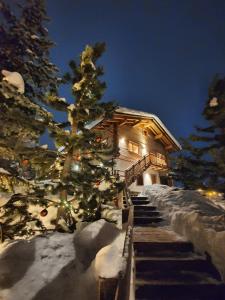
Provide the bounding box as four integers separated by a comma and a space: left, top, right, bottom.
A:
124, 152, 167, 186
98, 188, 134, 300
114, 204, 134, 300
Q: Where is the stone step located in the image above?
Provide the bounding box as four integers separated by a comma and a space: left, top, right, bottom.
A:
131, 196, 149, 200
135, 273, 225, 300
134, 205, 157, 211
134, 211, 160, 217
135, 256, 221, 279
134, 241, 194, 256
134, 216, 164, 225
132, 200, 150, 205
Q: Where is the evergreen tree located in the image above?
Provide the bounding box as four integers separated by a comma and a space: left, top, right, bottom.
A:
0, 0, 67, 176
173, 76, 225, 193
0, 0, 67, 241
50, 43, 120, 229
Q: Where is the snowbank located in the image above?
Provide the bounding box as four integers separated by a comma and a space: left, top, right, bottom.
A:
143, 185, 225, 281
94, 232, 126, 278
0, 219, 125, 300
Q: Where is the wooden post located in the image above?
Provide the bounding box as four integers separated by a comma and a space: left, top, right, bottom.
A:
98, 277, 118, 300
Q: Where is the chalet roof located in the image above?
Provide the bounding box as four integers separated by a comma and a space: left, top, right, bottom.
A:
87, 106, 182, 151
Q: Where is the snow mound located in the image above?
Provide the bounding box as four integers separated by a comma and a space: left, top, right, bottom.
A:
95, 233, 126, 278
74, 219, 120, 268
144, 184, 225, 280
0, 219, 124, 300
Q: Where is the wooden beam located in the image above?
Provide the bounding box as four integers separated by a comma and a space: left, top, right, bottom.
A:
105, 120, 121, 123
165, 145, 173, 150
132, 120, 141, 127
119, 119, 128, 126
154, 133, 163, 140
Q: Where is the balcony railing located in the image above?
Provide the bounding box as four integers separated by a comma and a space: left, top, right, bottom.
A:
123, 152, 167, 186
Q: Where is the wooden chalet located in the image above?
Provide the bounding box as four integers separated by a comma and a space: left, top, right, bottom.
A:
89, 107, 181, 192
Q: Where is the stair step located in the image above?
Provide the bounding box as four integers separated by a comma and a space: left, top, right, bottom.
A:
136, 271, 222, 284
134, 216, 164, 225
134, 241, 194, 255
131, 196, 149, 200
132, 200, 150, 205
134, 205, 157, 211
135, 256, 221, 279
135, 273, 225, 300
134, 211, 160, 217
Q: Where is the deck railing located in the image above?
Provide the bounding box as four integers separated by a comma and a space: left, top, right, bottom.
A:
123, 152, 167, 186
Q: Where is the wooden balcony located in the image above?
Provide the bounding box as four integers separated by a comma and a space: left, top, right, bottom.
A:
117, 152, 168, 186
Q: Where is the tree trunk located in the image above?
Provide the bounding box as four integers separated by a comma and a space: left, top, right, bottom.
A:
56, 121, 77, 227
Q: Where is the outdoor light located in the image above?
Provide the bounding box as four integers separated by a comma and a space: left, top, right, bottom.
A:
119, 137, 125, 145
72, 163, 80, 172
142, 145, 147, 156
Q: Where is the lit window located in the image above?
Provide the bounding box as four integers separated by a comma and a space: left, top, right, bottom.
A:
128, 141, 139, 154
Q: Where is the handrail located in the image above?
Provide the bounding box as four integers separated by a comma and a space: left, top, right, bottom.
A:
114, 204, 134, 300
98, 187, 134, 300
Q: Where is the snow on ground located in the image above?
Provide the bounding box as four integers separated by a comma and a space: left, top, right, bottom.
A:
204, 195, 225, 212
143, 184, 225, 281
0, 219, 125, 300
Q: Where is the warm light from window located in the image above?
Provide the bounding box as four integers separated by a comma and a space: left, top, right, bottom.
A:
128, 141, 139, 154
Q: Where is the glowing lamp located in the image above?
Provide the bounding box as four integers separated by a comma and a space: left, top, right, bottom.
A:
119, 137, 126, 146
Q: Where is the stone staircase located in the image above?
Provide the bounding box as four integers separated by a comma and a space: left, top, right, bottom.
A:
131, 196, 225, 300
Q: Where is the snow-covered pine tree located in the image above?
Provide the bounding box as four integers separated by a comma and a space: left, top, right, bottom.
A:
0, 0, 68, 241
0, 0, 68, 178
173, 76, 225, 193
51, 43, 121, 229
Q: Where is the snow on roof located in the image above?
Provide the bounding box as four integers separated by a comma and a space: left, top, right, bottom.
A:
87, 106, 181, 149
117, 107, 181, 149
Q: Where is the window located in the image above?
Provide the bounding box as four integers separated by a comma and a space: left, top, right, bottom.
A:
137, 174, 144, 186
128, 141, 139, 154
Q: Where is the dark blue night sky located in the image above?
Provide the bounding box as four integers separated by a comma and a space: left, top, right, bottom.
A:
46, 0, 225, 142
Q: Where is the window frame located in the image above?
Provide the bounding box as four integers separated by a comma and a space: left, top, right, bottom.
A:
128, 140, 140, 155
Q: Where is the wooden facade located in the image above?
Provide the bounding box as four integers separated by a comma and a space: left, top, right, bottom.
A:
91, 107, 181, 192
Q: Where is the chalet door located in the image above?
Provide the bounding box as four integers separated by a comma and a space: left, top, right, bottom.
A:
160, 176, 168, 185
151, 174, 157, 184
137, 174, 144, 186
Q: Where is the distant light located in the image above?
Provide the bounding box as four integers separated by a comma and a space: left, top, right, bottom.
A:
99, 162, 103, 167
206, 190, 218, 197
